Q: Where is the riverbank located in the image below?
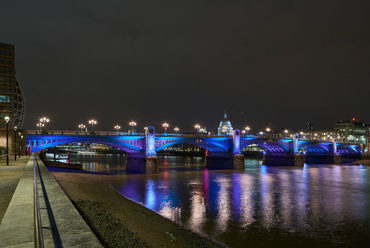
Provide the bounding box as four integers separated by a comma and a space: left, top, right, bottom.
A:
50, 169, 223, 248
352, 159, 370, 166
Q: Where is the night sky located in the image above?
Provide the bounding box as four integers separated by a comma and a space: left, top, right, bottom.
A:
1, 0, 369, 132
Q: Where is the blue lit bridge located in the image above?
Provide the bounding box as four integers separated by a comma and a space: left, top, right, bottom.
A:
26, 128, 363, 172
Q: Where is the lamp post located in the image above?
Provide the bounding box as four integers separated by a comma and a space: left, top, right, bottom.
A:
78, 124, 86, 132
39, 117, 50, 132
194, 124, 200, 135
162, 122, 169, 135
4, 116, 10, 165
18, 132, 22, 158
284, 129, 289, 139
40, 117, 50, 124
88, 119, 97, 131
14, 126, 17, 161
245, 126, 250, 136
242, 130, 246, 135
114, 125, 121, 133
129, 121, 137, 134
265, 127, 271, 137
174, 127, 179, 134
36, 122, 44, 132
20, 135, 24, 156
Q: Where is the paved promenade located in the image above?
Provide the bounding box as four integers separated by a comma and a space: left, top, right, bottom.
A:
0, 156, 29, 222
0, 156, 101, 247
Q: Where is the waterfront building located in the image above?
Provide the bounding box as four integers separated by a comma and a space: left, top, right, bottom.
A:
0, 42, 24, 129
217, 112, 233, 135
334, 119, 368, 144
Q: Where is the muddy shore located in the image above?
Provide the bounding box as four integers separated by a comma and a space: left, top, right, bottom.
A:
50, 169, 223, 248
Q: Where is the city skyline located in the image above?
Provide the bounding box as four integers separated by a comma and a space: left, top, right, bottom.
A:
1, 1, 369, 131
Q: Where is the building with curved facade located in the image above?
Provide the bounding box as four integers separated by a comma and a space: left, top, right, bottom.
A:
0, 42, 24, 129
218, 112, 233, 135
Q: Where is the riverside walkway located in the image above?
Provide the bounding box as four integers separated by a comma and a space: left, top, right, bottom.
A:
0, 155, 101, 247
0, 156, 29, 222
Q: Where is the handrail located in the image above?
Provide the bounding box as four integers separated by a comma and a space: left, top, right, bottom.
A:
33, 154, 44, 248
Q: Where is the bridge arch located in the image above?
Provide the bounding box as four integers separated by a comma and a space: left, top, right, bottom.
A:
155, 137, 230, 153
298, 142, 330, 154
240, 139, 290, 153
337, 144, 362, 156
27, 135, 144, 153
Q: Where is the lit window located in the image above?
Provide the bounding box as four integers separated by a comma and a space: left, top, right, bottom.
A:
0, 95, 10, 103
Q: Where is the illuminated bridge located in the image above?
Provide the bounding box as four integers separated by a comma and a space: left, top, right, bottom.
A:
26, 127, 363, 172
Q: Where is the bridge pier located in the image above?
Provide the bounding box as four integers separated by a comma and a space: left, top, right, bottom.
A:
233, 154, 245, 169
294, 153, 305, 166
333, 154, 342, 164
145, 156, 158, 173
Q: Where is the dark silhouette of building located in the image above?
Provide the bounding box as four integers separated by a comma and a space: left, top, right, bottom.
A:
0, 42, 24, 130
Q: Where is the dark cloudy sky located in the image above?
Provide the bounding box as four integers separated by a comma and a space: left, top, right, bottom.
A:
1, 0, 369, 132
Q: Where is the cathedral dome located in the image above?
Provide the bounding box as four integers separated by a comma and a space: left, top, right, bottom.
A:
218, 112, 233, 135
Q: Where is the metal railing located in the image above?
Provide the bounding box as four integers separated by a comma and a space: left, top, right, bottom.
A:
33, 154, 44, 248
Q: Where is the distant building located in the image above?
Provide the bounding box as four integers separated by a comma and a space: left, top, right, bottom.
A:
334, 119, 368, 144
218, 112, 233, 135
0, 42, 24, 129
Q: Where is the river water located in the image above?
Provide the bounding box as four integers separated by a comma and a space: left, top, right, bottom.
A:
68, 154, 370, 247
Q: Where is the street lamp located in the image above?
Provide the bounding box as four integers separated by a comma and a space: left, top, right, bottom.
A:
4, 116, 10, 165
162, 122, 169, 135
18, 132, 22, 158
284, 129, 289, 139
242, 130, 246, 135
299, 131, 304, 139
114, 125, 121, 133
78, 124, 86, 132
36, 122, 44, 131
174, 127, 179, 134
259, 131, 264, 136
14, 126, 17, 161
245, 126, 250, 136
129, 121, 137, 134
194, 124, 200, 135
40, 117, 50, 124
88, 119, 97, 131
265, 127, 271, 136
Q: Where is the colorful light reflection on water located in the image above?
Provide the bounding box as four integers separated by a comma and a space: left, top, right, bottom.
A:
72, 154, 370, 247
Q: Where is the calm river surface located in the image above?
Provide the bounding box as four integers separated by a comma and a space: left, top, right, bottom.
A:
69, 154, 370, 247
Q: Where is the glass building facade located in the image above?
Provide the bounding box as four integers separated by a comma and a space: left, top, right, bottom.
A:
0, 42, 24, 129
